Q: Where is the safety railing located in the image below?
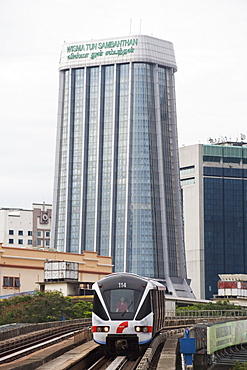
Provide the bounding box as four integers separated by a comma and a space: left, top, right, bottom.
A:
166, 310, 247, 318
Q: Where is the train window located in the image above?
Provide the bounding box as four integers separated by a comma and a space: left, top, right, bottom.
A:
93, 292, 109, 320
102, 289, 143, 320
110, 289, 135, 312
135, 292, 151, 320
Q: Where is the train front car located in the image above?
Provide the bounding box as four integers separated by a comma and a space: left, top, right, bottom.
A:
92, 273, 166, 355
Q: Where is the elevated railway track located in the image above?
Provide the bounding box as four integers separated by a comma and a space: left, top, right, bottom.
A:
1, 312, 247, 369
0, 319, 189, 369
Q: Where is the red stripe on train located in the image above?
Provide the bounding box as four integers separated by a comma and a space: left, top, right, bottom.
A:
116, 321, 128, 333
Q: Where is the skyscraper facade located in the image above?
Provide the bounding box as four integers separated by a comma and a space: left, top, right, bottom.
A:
51, 35, 193, 297
180, 141, 247, 299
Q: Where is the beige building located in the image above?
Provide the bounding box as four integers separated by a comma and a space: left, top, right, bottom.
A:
0, 244, 113, 297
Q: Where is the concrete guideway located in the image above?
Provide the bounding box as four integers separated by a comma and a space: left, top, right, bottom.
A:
0, 329, 96, 370
2, 315, 247, 369
156, 333, 183, 369
36, 340, 100, 370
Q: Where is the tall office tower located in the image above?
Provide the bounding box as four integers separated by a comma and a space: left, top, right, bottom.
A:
180, 140, 247, 299
51, 35, 194, 297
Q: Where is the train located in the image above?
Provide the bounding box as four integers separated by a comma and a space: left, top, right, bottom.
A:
92, 272, 166, 355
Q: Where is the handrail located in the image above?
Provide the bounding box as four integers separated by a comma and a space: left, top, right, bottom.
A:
166, 310, 247, 318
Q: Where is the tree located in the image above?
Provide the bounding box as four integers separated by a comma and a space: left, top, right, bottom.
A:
0, 291, 92, 325
21, 291, 74, 322
176, 300, 242, 311
73, 300, 93, 318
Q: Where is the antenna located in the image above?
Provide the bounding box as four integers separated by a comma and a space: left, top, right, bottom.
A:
129, 19, 132, 34
139, 19, 142, 34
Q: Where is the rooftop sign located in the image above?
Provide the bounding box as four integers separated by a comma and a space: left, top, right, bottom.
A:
59, 35, 177, 71
67, 38, 138, 60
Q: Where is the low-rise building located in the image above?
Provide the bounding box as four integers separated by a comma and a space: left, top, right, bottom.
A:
215, 274, 247, 307
0, 243, 113, 297
0, 203, 52, 249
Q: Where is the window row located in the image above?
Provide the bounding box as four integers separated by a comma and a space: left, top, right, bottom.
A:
8, 230, 50, 237
9, 239, 50, 245
9, 230, 32, 236
9, 239, 32, 245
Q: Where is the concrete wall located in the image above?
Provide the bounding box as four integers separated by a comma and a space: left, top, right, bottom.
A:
179, 144, 205, 299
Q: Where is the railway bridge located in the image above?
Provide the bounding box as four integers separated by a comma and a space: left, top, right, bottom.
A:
1, 311, 247, 369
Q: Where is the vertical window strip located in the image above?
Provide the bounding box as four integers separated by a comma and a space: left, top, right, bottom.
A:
85, 67, 99, 251
100, 65, 114, 256
114, 64, 129, 272
56, 70, 69, 250
69, 68, 84, 252
158, 66, 178, 276
129, 63, 154, 277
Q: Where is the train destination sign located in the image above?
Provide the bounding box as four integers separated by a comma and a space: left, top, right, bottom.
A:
67, 38, 138, 61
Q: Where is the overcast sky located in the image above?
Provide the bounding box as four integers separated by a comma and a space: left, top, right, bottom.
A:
1, 0, 247, 209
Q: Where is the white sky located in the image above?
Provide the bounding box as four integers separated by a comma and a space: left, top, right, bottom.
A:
1, 0, 247, 209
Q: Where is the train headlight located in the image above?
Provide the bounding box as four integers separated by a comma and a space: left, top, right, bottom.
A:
135, 326, 150, 333
95, 326, 109, 332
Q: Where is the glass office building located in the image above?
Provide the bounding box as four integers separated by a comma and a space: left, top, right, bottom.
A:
180, 141, 247, 299
51, 35, 193, 297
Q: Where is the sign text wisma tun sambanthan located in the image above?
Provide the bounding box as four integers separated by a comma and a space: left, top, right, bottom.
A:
67, 38, 138, 60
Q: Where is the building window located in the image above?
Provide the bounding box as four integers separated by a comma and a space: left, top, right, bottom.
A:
28, 240, 32, 245
37, 240, 42, 246
18, 230, 23, 236
203, 167, 223, 177
37, 231, 41, 237
180, 178, 195, 186
28, 231, 32, 236
9, 239, 14, 244
45, 231, 50, 237
180, 166, 195, 176
46, 240, 50, 246
9, 230, 14, 235
18, 239, 23, 245
3, 276, 20, 287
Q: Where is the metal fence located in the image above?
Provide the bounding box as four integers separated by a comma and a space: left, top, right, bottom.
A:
166, 310, 247, 318
0, 318, 92, 341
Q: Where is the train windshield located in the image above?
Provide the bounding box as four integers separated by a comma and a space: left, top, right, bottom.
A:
102, 289, 143, 320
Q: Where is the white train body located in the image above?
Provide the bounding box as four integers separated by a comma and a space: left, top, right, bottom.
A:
92, 273, 166, 354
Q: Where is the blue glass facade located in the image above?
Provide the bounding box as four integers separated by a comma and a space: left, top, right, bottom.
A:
52, 36, 193, 296
204, 164, 247, 299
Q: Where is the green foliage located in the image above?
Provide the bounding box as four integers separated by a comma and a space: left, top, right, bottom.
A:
73, 300, 93, 318
232, 360, 247, 369
0, 291, 92, 325
20, 291, 74, 323
176, 300, 242, 311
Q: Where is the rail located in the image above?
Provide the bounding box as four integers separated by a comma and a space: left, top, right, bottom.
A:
0, 318, 91, 341
0, 321, 91, 363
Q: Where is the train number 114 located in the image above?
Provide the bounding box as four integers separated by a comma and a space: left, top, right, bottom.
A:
118, 282, 127, 288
